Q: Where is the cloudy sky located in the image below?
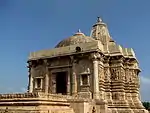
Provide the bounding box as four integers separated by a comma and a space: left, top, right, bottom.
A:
0, 0, 150, 101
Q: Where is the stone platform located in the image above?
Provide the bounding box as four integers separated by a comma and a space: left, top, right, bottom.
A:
0, 92, 74, 113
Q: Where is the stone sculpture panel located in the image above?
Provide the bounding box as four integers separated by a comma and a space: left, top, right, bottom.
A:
110, 68, 119, 80
76, 59, 92, 74
31, 65, 46, 77
110, 67, 125, 81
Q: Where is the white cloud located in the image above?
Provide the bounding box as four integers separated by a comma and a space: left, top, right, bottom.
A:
140, 76, 150, 101
140, 76, 150, 84
20, 87, 27, 92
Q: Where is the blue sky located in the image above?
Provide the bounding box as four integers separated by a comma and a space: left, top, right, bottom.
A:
0, 0, 150, 101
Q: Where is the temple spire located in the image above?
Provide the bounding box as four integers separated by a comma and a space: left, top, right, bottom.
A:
90, 17, 111, 43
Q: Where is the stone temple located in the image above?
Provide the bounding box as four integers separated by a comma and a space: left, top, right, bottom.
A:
0, 17, 148, 113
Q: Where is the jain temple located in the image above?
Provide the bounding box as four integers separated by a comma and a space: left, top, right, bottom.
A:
0, 18, 148, 113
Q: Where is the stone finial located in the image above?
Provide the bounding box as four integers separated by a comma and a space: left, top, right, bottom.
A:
97, 17, 102, 23
78, 29, 81, 33
74, 29, 85, 35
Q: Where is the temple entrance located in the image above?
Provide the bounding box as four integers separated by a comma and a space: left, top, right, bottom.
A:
56, 72, 67, 95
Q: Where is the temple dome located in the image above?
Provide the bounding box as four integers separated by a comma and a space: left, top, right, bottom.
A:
55, 30, 96, 48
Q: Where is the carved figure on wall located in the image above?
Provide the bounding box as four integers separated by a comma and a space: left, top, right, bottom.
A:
120, 68, 125, 81
112, 93, 120, 100
125, 69, 130, 82
92, 106, 96, 113
111, 68, 119, 80
99, 66, 104, 80
4, 107, 8, 113
128, 70, 133, 83
116, 69, 120, 80
104, 68, 110, 82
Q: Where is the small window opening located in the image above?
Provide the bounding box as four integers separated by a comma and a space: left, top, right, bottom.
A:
82, 74, 88, 85
76, 46, 81, 52
35, 78, 41, 89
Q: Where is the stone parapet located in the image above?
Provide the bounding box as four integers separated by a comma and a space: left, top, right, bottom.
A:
0, 92, 68, 101
28, 41, 102, 61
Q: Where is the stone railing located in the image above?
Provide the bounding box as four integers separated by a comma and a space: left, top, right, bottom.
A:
0, 92, 90, 102
0, 92, 38, 99
0, 92, 67, 101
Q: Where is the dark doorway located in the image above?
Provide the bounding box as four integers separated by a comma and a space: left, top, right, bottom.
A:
56, 72, 67, 95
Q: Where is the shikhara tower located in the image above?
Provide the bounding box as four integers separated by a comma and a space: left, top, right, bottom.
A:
0, 17, 148, 113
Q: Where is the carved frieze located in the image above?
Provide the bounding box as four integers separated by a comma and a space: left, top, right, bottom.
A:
50, 58, 69, 67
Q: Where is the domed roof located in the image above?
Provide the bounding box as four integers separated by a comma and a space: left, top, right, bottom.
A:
55, 30, 96, 48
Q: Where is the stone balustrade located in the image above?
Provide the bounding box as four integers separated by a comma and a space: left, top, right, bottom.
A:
0, 92, 90, 102
0, 92, 69, 101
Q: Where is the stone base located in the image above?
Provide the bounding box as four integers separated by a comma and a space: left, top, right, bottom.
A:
110, 108, 149, 113
78, 91, 92, 99
0, 107, 74, 113
0, 92, 148, 113
93, 92, 100, 99
0, 92, 75, 113
132, 109, 149, 113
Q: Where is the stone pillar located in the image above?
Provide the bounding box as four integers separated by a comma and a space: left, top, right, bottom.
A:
41, 78, 43, 89
67, 71, 70, 95
28, 61, 33, 93
91, 53, 100, 99
93, 60, 99, 99
29, 74, 33, 92
45, 73, 49, 93
44, 59, 50, 93
71, 56, 77, 96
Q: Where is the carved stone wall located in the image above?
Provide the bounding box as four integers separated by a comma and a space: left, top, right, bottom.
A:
108, 56, 131, 113
75, 58, 93, 93
103, 57, 112, 105
127, 61, 144, 111
26, 51, 148, 113
28, 60, 47, 92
